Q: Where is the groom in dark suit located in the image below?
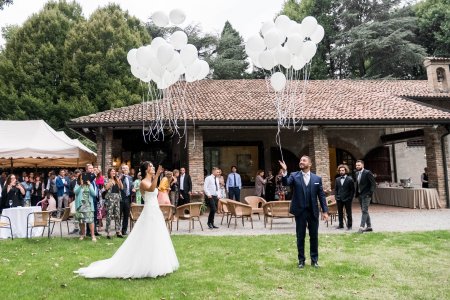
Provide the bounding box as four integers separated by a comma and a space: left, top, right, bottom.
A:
280, 156, 329, 269
355, 160, 376, 233
334, 164, 355, 230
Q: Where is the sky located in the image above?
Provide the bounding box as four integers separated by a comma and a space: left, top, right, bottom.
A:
0, 0, 286, 46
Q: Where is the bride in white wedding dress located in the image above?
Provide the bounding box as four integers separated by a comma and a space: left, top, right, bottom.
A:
74, 162, 179, 278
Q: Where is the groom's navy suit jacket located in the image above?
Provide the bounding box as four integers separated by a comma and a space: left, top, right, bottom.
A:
282, 171, 328, 218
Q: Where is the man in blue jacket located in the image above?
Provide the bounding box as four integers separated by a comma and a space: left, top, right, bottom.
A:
280, 155, 329, 269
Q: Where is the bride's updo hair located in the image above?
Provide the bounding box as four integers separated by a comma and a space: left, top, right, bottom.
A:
140, 161, 153, 177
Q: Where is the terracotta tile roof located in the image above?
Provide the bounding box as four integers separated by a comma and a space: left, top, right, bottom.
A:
69, 79, 450, 126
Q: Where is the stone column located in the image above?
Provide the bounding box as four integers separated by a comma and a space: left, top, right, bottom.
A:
96, 127, 113, 172
424, 127, 447, 205
188, 128, 204, 192
308, 127, 331, 191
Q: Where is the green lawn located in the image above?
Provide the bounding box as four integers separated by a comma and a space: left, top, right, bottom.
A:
1, 231, 449, 299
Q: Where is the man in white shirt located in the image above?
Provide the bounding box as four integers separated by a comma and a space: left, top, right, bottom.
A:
203, 167, 220, 229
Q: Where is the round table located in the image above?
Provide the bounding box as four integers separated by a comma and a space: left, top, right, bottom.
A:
0, 206, 44, 239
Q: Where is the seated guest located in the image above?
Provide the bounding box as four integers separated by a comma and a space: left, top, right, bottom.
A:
39, 190, 57, 211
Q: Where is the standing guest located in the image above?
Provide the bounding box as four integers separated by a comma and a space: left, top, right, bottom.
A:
56, 170, 70, 211
120, 165, 133, 235
95, 168, 105, 189
204, 167, 220, 229
178, 167, 192, 206
74, 174, 97, 242
21, 175, 33, 206
275, 169, 287, 200
254, 170, 268, 198
265, 170, 276, 201
158, 171, 172, 205
0, 172, 7, 187
226, 166, 242, 201
133, 172, 143, 204
95, 168, 105, 231
218, 169, 227, 199
1, 174, 25, 211
86, 164, 100, 236
421, 167, 429, 188
104, 168, 123, 239
355, 160, 376, 233
334, 164, 355, 230
129, 168, 136, 179
69, 170, 81, 234
46, 171, 58, 200
170, 169, 180, 207
31, 176, 45, 206
29, 172, 35, 183
280, 156, 329, 268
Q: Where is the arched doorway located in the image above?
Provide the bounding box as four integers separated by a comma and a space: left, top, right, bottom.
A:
270, 147, 299, 174
329, 148, 357, 187
364, 146, 392, 182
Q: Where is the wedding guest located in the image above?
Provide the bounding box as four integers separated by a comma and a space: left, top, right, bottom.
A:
74, 174, 97, 242
265, 170, 276, 201
218, 169, 227, 199
169, 169, 179, 207
104, 168, 123, 239
31, 175, 45, 206
39, 190, 57, 211
178, 167, 192, 206
56, 169, 70, 211
226, 166, 242, 201
21, 175, 33, 206
255, 170, 268, 198
421, 167, 429, 188
133, 172, 142, 204
158, 171, 172, 205
120, 165, 133, 236
275, 169, 287, 200
1, 174, 25, 211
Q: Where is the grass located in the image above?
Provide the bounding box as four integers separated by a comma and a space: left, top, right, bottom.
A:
1, 231, 449, 299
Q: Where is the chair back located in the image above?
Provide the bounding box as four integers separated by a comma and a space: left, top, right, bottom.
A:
244, 196, 266, 209
268, 201, 291, 217
159, 204, 175, 221
60, 207, 71, 221
176, 202, 202, 218
224, 199, 238, 216
326, 196, 338, 214
130, 205, 144, 221
33, 211, 50, 226
218, 198, 229, 213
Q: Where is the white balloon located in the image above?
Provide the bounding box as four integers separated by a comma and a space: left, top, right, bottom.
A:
259, 50, 276, 70
310, 25, 325, 44
275, 15, 291, 35
174, 63, 186, 76
152, 11, 169, 27
197, 60, 210, 80
149, 56, 164, 77
302, 16, 318, 36
260, 20, 275, 37
264, 29, 282, 49
292, 54, 307, 70
275, 46, 291, 68
247, 50, 262, 68
170, 31, 188, 50
136, 46, 153, 69
162, 70, 178, 87
166, 51, 181, 72
127, 48, 138, 66
287, 22, 305, 40
169, 9, 186, 25
285, 34, 304, 54
186, 59, 202, 81
157, 43, 175, 66
270, 72, 287, 92
246, 35, 266, 53
302, 40, 317, 61
151, 37, 167, 52
180, 44, 198, 67
130, 65, 141, 78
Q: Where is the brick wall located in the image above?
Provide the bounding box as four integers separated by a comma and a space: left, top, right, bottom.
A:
308, 127, 331, 191
424, 127, 448, 206
96, 127, 113, 172
187, 129, 204, 192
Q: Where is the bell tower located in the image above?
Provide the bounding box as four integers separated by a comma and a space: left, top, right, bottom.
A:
423, 57, 450, 93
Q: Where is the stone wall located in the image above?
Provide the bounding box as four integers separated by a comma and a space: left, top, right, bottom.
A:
187, 129, 204, 192
308, 127, 331, 191
424, 127, 447, 206
96, 127, 113, 172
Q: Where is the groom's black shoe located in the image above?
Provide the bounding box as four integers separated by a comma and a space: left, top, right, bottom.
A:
207, 223, 213, 229
298, 261, 305, 269
212, 224, 219, 229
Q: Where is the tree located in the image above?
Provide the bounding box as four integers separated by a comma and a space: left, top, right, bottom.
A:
210, 21, 248, 79
0, 0, 13, 10
415, 0, 450, 57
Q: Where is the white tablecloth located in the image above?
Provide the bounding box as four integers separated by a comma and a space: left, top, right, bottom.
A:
0, 206, 44, 238
372, 187, 442, 209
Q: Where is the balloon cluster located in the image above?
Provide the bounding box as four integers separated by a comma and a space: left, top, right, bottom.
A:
126, 9, 210, 90
245, 15, 324, 91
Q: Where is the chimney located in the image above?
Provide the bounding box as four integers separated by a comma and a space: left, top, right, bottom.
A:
423, 57, 450, 93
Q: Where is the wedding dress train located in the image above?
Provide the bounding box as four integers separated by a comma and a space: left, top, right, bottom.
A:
74, 189, 179, 278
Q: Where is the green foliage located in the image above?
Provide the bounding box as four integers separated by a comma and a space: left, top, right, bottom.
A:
0, 0, 13, 10
0, 231, 449, 299
415, 0, 450, 57
211, 21, 248, 79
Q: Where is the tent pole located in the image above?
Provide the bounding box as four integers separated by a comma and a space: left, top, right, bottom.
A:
10, 157, 13, 173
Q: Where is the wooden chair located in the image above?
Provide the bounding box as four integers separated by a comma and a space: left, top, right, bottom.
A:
0, 214, 13, 240
243, 196, 267, 220
129, 204, 144, 231
27, 211, 51, 238
159, 204, 175, 233
218, 198, 232, 225
175, 202, 203, 232
263, 201, 294, 230
225, 200, 253, 229
49, 208, 71, 237
325, 196, 338, 227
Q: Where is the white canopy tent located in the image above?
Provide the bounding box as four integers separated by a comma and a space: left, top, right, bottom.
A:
0, 120, 96, 168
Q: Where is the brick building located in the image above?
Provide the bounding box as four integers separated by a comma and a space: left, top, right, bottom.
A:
68, 57, 450, 208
